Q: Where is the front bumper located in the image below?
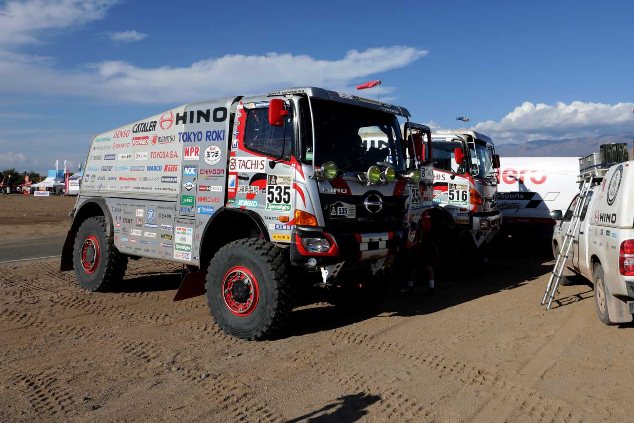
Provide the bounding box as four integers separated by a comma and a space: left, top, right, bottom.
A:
471, 211, 502, 232
290, 227, 400, 267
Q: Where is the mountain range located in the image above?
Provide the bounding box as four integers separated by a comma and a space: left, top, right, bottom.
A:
495, 134, 633, 157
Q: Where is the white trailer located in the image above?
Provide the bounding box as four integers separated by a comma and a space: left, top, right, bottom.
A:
496, 157, 579, 241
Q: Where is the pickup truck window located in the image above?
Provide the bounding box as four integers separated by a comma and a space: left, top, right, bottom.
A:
563, 194, 579, 221
580, 191, 594, 221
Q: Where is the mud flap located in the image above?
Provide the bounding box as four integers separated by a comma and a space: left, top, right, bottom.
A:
59, 230, 75, 271
173, 271, 206, 301
606, 293, 634, 323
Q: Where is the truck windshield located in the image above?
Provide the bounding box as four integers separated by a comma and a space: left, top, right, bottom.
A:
432, 141, 464, 173
470, 141, 495, 178
309, 99, 405, 171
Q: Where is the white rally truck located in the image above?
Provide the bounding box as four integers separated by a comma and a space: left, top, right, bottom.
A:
428, 130, 501, 264
60, 87, 424, 339
552, 144, 634, 324
497, 157, 579, 244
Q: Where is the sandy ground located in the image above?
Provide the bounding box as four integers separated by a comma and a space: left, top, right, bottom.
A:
0, 195, 75, 241
1, 235, 633, 422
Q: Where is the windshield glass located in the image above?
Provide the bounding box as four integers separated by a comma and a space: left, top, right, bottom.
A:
431, 141, 464, 173
469, 141, 495, 178
309, 99, 405, 171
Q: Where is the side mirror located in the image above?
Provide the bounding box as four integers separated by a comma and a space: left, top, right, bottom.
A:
493, 154, 500, 169
454, 147, 464, 165
268, 99, 288, 127
550, 210, 563, 220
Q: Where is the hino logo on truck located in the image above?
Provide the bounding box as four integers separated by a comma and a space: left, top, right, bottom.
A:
175, 107, 228, 125
594, 211, 617, 224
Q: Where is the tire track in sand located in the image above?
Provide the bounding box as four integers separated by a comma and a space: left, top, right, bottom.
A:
329, 325, 588, 422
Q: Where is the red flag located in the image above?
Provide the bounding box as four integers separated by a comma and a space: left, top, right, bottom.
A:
356, 80, 382, 90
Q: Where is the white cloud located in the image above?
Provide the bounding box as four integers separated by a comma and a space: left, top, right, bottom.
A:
0, 0, 118, 47
474, 101, 634, 143
0, 128, 91, 173
0, 152, 27, 168
0, 46, 428, 104
108, 30, 147, 43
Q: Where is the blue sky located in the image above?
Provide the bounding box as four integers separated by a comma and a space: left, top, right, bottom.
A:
1, 0, 633, 173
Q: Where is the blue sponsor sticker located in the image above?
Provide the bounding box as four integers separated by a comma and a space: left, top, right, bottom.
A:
146, 208, 155, 223
196, 206, 215, 215
184, 165, 197, 176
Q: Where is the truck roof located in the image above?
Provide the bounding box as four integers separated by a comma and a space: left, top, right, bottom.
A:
267, 87, 411, 118
432, 130, 493, 144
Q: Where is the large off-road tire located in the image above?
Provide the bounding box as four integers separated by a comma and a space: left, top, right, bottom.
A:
73, 216, 128, 292
206, 238, 292, 340
593, 263, 612, 325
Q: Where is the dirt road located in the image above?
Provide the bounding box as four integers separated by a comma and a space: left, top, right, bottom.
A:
1, 244, 633, 422
0, 196, 73, 261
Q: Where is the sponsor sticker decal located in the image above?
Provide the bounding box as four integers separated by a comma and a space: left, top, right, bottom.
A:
272, 233, 291, 242
196, 206, 215, 215
181, 195, 195, 206
204, 145, 221, 165
229, 157, 266, 173
184, 146, 200, 160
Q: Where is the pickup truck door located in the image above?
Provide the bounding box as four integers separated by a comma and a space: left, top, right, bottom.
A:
573, 190, 594, 271
555, 194, 579, 269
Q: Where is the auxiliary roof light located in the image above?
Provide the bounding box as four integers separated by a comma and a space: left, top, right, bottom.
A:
384, 166, 396, 183
322, 161, 338, 181
408, 169, 421, 184
367, 165, 381, 184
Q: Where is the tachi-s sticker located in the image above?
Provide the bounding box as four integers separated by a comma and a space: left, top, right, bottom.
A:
204, 145, 221, 165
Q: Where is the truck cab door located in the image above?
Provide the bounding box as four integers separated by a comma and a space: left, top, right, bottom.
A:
227, 97, 296, 228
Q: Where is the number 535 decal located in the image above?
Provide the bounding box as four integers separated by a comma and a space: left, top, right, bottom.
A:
266, 185, 291, 211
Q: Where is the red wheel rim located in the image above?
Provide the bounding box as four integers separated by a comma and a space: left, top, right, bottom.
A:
81, 235, 100, 274
222, 266, 260, 317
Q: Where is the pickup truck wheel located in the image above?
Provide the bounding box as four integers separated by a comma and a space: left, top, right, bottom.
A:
206, 239, 292, 340
73, 216, 128, 292
593, 263, 612, 325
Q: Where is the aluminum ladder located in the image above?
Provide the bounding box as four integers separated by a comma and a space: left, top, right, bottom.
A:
541, 178, 593, 309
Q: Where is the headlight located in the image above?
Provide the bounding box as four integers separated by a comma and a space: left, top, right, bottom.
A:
408, 169, 421, 184
367, 165, 381, 184
301, 237, 332, 253
322, 161, 338, 180
384, 166, 396, 183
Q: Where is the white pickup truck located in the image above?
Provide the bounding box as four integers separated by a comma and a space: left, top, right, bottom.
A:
552, 158, 634, 324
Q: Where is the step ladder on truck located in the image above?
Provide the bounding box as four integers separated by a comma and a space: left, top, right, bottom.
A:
542, 143, 634, 324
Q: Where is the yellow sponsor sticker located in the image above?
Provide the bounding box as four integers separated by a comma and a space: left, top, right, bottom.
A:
272, 233, 291, 242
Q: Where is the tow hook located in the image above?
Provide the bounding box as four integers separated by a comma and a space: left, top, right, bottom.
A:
318, 262, 344, 287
